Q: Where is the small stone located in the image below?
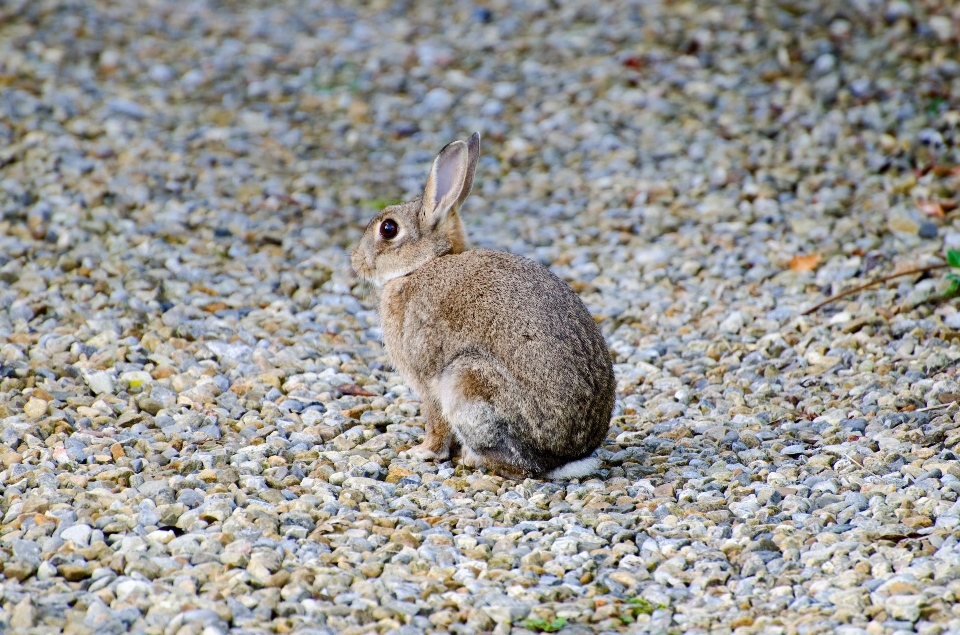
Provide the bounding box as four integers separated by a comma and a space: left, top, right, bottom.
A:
359, 562, 384, 578
876, 524, 911, 540
483, 601, 530, 625
918, 222, 938, 239
719, 311, 745, 334
13, 539, 41, 567
421, 88, 454, 113
653, 483, 675, 497
888, 216, 919, 235
23, 398, 48, 418
4, 560, 37, 581
60, 561, 95, 581
386, 465, 415, 483
84, 371, 115, 395
61, 524, 94, 546
220, 552, 249, 568
903, 515, 933, 528
390, 530, 421, 548
929, 16, 953, 42
467, 608, 495, 631
266, 570, 291, 588
1, 451, 23, 467
110, 443, 126, 461
36, 561, 57, 580
137, 397, 163, 415
116, 579, 152, 602
10, 596, 35, 629
885, 595, 922, 622
609, 571, 638, 588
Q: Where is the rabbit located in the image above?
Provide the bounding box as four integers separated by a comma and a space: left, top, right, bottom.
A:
351, 132, 615, 479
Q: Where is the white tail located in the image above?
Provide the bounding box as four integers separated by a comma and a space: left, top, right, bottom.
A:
544, 456, 599, 480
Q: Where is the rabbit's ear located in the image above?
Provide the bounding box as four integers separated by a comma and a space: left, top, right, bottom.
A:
421, 133, 480, 229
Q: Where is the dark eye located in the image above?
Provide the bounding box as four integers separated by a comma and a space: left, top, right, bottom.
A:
379, 219, 398, 240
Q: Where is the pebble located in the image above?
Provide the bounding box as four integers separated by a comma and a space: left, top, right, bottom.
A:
0, 1, 959, 635
60, 523, 93, 546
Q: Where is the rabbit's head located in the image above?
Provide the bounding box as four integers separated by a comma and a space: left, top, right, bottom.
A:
351, 133, 480, 285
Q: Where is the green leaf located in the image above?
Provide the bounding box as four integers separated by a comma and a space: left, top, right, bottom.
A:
624, 597, 667, 616
928, 96, 945, 116
949, 278, 960, 297
524, 617, 567, 633
362, 197, 404, 210
947, 249, 960, 269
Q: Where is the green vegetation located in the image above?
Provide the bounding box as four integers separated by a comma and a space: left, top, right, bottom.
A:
362, 197, 404, 210
618, 597, 667, 623
524, 616, 567, 632
947, 249, 960, 296
928, 96, 946, 116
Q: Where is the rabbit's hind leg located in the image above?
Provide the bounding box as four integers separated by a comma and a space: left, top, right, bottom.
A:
436, 354, 541, 477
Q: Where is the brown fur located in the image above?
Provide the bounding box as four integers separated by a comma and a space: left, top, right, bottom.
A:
351, 133, 615, 478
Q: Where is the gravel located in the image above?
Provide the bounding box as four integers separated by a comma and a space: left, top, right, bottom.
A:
2, 0, 960, 634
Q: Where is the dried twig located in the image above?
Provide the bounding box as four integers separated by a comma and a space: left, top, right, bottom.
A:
912, 401, 958, 413
802, 263, 948, 316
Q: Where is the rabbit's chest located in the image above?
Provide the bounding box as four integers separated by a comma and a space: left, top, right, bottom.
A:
380, 282, 439, 365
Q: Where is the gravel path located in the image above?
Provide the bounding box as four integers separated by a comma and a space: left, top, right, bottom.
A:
2, 1, 960, 634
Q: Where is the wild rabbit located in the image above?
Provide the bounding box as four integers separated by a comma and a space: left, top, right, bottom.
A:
351, 133, 615, 478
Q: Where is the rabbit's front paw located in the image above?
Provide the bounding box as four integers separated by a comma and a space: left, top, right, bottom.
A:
408, 442, 448, 461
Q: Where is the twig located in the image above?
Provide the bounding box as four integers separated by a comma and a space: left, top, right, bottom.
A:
912, 401, 958, 413
802, 263, 948, 315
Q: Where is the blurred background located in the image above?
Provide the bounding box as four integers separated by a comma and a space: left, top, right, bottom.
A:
2, 0, 958, 278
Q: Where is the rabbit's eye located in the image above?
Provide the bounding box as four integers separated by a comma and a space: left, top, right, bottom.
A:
379, 219, 399, 240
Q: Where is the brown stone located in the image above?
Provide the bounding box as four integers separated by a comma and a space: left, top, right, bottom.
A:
659, 426, 692, 440
343, 404, 371, 419
4, 561, 36, 581
359, 562, 384, 578
390, 530, 421, 548
59, 562, 95, 581
903, 515, 933, 529
152, 366, 177, 379
1, 451, 23, 468
386, 465, 415, 483
266, 570, 291, 588
654, 483, 675, 497
110, 443, 125, 461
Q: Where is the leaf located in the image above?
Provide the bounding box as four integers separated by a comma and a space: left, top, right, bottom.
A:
789, 253, 821, 272
524, 617, 567, 633
363, 197, 403, 210
625, 597, 662, 614
949, 278, 960, 297
918, 200, 945, 217
947, 250, 960, 269
335, 383, 376, 397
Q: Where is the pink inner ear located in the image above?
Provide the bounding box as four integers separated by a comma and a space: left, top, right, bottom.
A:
433, 150, 463, 210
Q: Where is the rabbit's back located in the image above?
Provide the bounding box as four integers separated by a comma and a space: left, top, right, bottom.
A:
381, 249, 614, 454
